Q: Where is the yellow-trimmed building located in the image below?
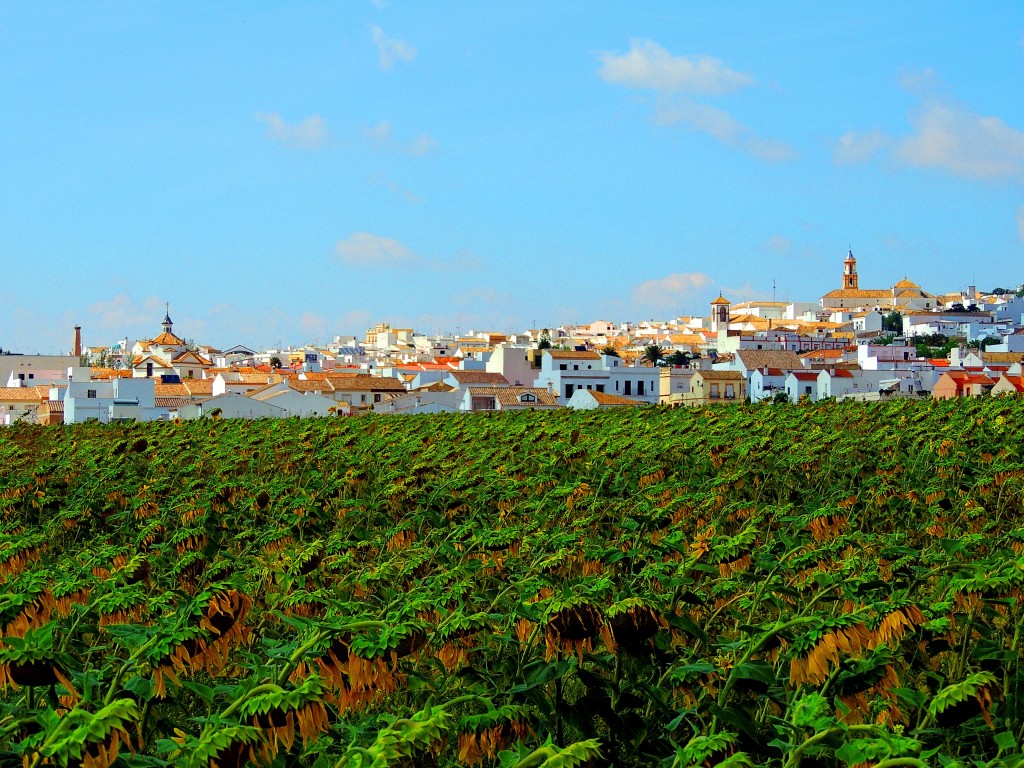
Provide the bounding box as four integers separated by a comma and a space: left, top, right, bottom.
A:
820, 251, 937, 311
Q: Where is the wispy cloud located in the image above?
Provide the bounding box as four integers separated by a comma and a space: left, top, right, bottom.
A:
894, 102, 1024, 180
765, 236, 792, 255
835, 130, 889, 165
598, 39, 793, 162
598, 40, 754, 94
255, 113, 329, 150
371, 25, 415, 70
632, 272, 713, 311
334, 232, 479, 271
335, 232, 422, 268
363, 121, 438, 154
89, 294, 163, 329
655, 100, 795, 162
834, 73, 1024, 181
368, 172, 424, 204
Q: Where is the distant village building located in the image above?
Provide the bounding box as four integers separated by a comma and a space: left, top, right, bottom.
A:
819, 251, 937, 311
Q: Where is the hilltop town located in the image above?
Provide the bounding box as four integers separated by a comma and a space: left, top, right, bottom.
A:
2, 252, 1022, 424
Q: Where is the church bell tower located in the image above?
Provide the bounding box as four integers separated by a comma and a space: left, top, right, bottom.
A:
843, 250, 859, 290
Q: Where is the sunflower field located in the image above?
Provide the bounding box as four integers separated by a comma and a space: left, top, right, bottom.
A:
1, 397, 1024, 767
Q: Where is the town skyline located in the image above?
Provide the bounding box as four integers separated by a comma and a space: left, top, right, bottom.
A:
3, 3, 1023, 353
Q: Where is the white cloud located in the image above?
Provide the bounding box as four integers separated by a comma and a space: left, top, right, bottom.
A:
408, 134, 438, 155
834, 130, 889, 164
371, 25, 415, 70
335, 232, 422, 268
89, 294, 163, 329
894, 102, 1024, 180
598, 40, 754, 94
334, 232, 479, 271
256, 113, 329, 150
632, 272, 713, 310
656, 99, 796, 162
363, 121, 393, 145
300, 312, 327, 337
836, 72, 1024, 181
368, 172, 424, 204
719, 282, 776, 303
364, 121, 438, 155
765, 236, 792, 255
1017, 206, 1024, 243
599, 39, 791, 162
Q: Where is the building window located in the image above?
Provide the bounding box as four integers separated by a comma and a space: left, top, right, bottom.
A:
804, 386, 812, 395
725, 383, 735, 399
624, 380, 632, 395
559, 364, 567, 371
374, 394, 381, 403
87, 389, 97, 399
596, 384, 604, 393
573, 365, 579, 370
638, 381, 645, 396
710, 383, 719, 398
521, 393, 536, 402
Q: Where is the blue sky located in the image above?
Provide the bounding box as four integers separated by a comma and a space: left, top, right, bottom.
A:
2, 2, 1023, 353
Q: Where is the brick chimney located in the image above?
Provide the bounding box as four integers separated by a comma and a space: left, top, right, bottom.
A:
73, 326, 82, 357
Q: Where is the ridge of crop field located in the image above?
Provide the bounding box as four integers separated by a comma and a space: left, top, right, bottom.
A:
1, 398, 1024, 767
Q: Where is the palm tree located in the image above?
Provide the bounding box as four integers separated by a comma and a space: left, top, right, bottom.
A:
601, 345, 620, 357
640, 345, 666, 367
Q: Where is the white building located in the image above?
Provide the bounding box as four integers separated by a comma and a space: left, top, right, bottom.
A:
64, 377, 159, 423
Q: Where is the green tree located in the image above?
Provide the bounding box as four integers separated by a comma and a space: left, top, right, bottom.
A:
537, 331, 552, 350
882, 311, 903, 333
600, 345, 619, 357
640, 344, 666, 366
269, 356, 283, 369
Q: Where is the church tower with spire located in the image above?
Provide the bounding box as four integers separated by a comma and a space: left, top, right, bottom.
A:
843, 249, 859, 290
161, 303, 174, 336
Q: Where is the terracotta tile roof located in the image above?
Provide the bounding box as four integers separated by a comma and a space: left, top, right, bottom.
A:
587, 391, 645, 407
150, 332, 186, 346
183, 380, 214, 396
133, 355, 173, 370
799, 349, 844, 360
448, 371, 510, 385
155, 397, 192, 408
831, 369, 856, 378
546, 350, 601, 360
710, 295, 731, 306
734, 350, 804, 371
791, 371, 821, 381
171, 350, 213, 366
0, 388, 46, 402
91, 368, 134, 379
996, 375, 1024, 392
821, 289, 894, 299
466, 386, 559, 407
981, 352, 1024, 363
325, 374, 406, 392
413, 381, 455, 392
290, 380, 332, 393
154, 383, 190, 397
697, 370, 745, 381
